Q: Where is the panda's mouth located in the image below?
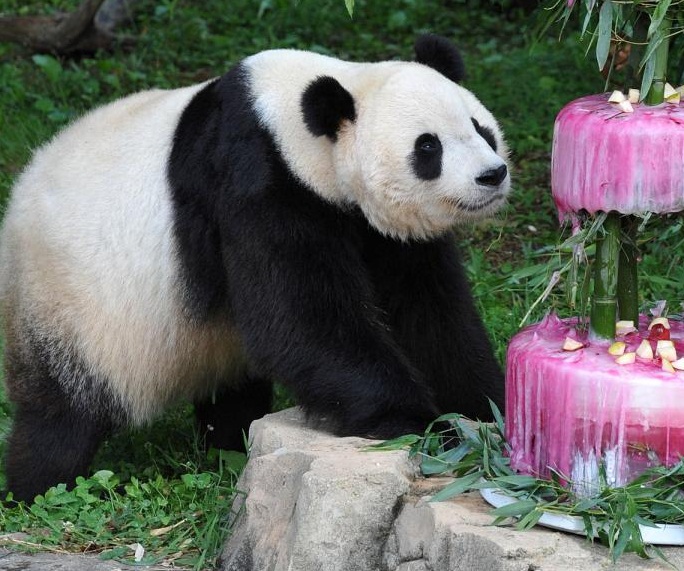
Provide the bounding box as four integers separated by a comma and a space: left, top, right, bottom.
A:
442, 193, 505, 212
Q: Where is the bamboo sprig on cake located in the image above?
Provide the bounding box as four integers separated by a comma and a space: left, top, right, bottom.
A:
589, 10, 674, 339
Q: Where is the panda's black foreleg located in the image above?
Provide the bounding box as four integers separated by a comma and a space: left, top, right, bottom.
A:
365, 232, 505, 422
5, 402, 111, 504
194, 377, 273, 451
222, 197, 440, 440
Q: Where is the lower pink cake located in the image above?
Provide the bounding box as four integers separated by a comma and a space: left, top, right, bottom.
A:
506, 313, 684, 495
552, 94, 684, 221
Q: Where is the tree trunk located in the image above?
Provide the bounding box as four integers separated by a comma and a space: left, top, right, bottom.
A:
0, 0, 136, 54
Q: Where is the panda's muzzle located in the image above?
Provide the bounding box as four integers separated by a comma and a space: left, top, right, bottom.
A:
460, 193, 505, 212
441, 192, 505, 213
475, 163, 508, 188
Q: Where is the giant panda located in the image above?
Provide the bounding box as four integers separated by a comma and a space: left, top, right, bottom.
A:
0, 35, 510, 502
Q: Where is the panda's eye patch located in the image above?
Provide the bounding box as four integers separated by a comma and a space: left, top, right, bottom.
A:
471, 118, 497, 151
415, 133, 441, 154
412, 133, 442, 180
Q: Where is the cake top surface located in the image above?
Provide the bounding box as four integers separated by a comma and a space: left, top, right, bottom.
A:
509, 312, 684, 387
551, 94, 684, 220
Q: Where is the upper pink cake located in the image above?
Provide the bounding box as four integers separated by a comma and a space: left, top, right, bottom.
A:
506, 313, 684, 495
552, 94, 684, 220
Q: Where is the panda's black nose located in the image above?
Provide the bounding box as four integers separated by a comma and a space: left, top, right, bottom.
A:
476, 164, 508, 188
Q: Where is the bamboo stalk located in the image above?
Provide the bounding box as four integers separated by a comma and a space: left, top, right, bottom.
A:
617, 216, 639, 325
591, 212, 621, 340
644, 17, 671, 105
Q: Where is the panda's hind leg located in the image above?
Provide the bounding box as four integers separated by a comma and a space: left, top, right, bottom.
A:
3, 334, 116, 503
6, 403, 112, 503
194, 376, 273, 451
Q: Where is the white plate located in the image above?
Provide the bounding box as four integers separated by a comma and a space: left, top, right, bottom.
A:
480, 486, 684, 545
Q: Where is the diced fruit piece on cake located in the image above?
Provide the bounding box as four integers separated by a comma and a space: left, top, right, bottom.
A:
616, 320, 636, 335
618, 100, 634, 113
608, 341, 626, 356
649, 317, 671, 330
615, 352, 636, 365
608, 90, 626, 103
656, 340, 677, 362
672, 357, 684, 371
636, 339, 654, 359
562, 337, 584, 351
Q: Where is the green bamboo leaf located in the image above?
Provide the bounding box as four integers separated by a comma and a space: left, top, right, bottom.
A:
491, 515, 509, 527
420, 441, 471, 475
581, 4, 594, 38
429, 472, 482, 502
639, 53, 656, 103
344, 0, 354, 17
439, 441, 472, 466
490, 498, 538, 518
517, 507, 544, 530
573, 497, 601, 512
458, 421, 480, 444
489, 399, 505, 434
367, 434, 421, 450
505, 263, 554, 280
432, 412, 462, 425
489, 455, 513, 477
493, 475, 538, 488
535, 0, 571, 36
647, 0, 672, 38
649, 544, 668, 562
32, 54, 63, 83
613, 521, 640, 561
421, 456, 450, 476
482, 438, 490, 473
580, 0, 602, 36
634, 515, 658, 528
644, 276, 681, 287
596, 0, 613, 70
640, 31, 666, 73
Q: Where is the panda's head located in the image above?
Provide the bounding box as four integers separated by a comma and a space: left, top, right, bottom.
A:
299, 35, 510, 240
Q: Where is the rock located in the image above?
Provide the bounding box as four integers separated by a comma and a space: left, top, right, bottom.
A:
221, 407, 684, 571
0, 549, 167, 570
221, 407, 416, 571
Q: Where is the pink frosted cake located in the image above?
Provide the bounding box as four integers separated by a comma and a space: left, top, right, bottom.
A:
552, 94, 684, 221
506, 314, 684, 494
505, 93, 684, 495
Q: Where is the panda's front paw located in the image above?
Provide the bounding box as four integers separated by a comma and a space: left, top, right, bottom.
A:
360, 416, 432, 441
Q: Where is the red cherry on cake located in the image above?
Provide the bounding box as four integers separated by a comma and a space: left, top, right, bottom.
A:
649, 323, 670, 341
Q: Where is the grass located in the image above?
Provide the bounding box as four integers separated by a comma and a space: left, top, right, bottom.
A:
0, 0, 683, 568
1, 400, 247, 569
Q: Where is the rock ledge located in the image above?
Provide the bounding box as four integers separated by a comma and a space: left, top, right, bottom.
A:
221, 407, 684, 571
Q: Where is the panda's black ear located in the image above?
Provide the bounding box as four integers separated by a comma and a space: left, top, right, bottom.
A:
301, 76, 356, 141
414, 34, 466, 84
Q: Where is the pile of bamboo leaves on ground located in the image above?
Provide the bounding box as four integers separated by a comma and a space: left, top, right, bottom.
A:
373, 403, 684, 564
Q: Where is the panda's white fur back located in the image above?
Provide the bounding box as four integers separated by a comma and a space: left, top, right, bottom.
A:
0, 83, 246, 424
